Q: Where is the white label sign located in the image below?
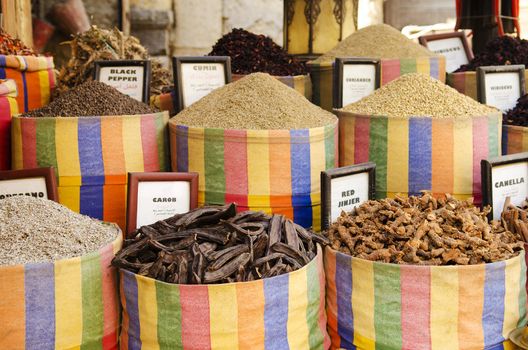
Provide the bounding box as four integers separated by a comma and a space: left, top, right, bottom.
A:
484, 72, 521, 112
136, 181, 191, 228
330, 172, 369, 222
181, 63, 226, 107
491, 162, 528, 219
0, 177, 48, 200
426, 37, 469, 73
98, 66, 145, 101
342, 64, 376, 105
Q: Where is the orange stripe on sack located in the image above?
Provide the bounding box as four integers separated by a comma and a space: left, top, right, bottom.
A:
432, 120, 454, 196
237, 280, 265, 349
101, 117, 126, 184
0, 265, 25, 348
458, 265, 486, 348
268, 130, 292, 215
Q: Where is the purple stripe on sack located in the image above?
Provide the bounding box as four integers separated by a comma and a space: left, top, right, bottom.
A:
21, 71, 28, 112
409, 118, 432, 195
430, 57, 439, 79
123, 272, 142, 350
290, 129, 312, 227
336, 252, 354, 349
176, 125, 189, 172
25, 263, 55, 350
79, 185, 104, 220
78, 118, 105, 185
0, 55, 6, 79
483, 261, 506, 347
264, 273, 290, 349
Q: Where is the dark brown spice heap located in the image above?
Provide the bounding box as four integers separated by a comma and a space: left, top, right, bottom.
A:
501, 198, 528, 242
456, 36, 528, 72
208, 28, 307, 76
22, 80, 156, 117
324, 194, 523, 265
504, 94, 528, 126
0, 29, 36, 56
112, 204, 328, 284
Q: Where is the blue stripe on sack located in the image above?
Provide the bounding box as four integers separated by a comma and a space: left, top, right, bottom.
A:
21, 71, 28, 112
264, 273, 290, 349
336, 252, 355, 349
79, 185, 104, 220
0, 55, 6, 79
408, 118, 432, 195
290, 129, 312, 227
123, 271, 142, 350
25, 263, 55, 350
430, 57, 439, 79
78, 118, 105, 185
483, 261, 506, 347
177, 125, 189, 172
170, 89, 178, 113
501, 125, 508, 156
485, 343, 505, 350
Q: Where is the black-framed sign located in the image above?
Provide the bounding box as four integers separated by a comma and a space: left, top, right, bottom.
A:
418, 31, 473, 73
0, 167, 58, 202
93, 60, 151, 103
333, 58, 380, 109
476, 64, 526, 112
172, 56, 232, 112
321, 162, 376, 229
481, 152, 528, 220
126, 172, 198, 235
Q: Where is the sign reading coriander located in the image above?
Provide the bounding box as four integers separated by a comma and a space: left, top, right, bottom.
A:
321, 162, 376, 229
481, 153, 528, 220
0, 167, 58, 202
418, 32, 473, 73
334, 58, 380, 108
477, 65, 525, 112
93, 60, 151, 103
173, 56, 232, 112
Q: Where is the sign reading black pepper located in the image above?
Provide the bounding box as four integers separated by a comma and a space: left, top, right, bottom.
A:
93, 60, 151, 103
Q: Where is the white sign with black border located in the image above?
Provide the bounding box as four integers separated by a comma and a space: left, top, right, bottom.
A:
334, 58, 380, 109
93, 60, 151, 103
477, 65, 526, 112
418, 32, 473, 73
0, 167, 58, 202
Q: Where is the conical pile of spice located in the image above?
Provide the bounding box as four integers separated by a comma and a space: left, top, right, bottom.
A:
0, 29, 36, 56
341, 73, 497, 118
312, 24, 436, 64
173, 72, 336, 129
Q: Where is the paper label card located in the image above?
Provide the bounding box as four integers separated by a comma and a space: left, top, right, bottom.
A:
342, 64, 377, 105
426, 37, 469, 73
180, 62, 226, 107
0, 177, 48, 200
94, 60, 151, 103
477, 65, 525, 112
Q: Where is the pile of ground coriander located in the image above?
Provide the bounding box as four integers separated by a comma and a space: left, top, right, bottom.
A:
341, 73, 498, 118
172, 72, 336, 129
0, 196, 119, 265
312, 24, 436, 64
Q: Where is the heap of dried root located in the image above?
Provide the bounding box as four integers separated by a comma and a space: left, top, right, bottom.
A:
502, 198, 528, 243
55, 26, 171, 96
325, 194, 523, 265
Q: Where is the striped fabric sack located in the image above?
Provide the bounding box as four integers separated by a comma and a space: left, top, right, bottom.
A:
324, 247, 527, 350
0, 231, 122, 350
232, 73, 313, 100
119, 246, 330, 350
169, 120, 338, 231
0, 54, 55, 113
0, 79, 18, 170
308, 57, 446, 111
502, 125, 528, 155
11, 112, 170, 230
150, 90, 177, 116
337, 111, 502, 204
447, 70, 528, 101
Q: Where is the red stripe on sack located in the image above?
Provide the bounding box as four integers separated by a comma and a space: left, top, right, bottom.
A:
318, 250, 331, 349
22, 118, 37, 168
100, 242, 119, 349
354, 117, 371, 163
140, 114, 160, 172
180, 285, 211, 349
324, 248, 340, 349
472, 118, 488, 205
381, 59, 401, 85
119, 272, 129, 350
224, 129, 248, 208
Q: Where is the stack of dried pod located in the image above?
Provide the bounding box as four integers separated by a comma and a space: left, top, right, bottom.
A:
112, 204, 328, 284
324, 194, 523, 265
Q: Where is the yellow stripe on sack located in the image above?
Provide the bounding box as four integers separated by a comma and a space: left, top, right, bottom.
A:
55, 118, 81, 186
387, 118, 409, 195
11, 118, 23, 169
209, 284, 239, 349
352, 259, 375, 349
247, 130, 270, 209
122, 117, 144, 173
503, 257, 521, 339
431, 268, 459, 350
311, 194, 321, 232
8, 95, 18, 114
453, 118, 472, 196
188, 128, 205, 197
340, 115, 355, 165
137, 276, 159, 350
416, 57, 430, 76
54, 257, 82, 349
287, 268, 310, 350
38, 69, 50, 106
58, 186, 80, 213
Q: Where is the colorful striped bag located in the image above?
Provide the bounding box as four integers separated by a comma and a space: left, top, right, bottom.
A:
0, 79, 18, 170
0, 229, 123, 350
337, 111, 502, 204
232, 73, 313, 100
0, 54, 55, 113
307, 57, 446, 111
11, 112, 170, 230
502, 125, 528, 155
324, 247, 527, 350
447, 70, 528, 101
169, 120, 338, 231
119, 245, 330, 350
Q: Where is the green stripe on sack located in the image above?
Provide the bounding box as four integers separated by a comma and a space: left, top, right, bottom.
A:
325, 125, 335, 170
400, 59, 417, 75
204, 128, 225, 204
369, 118, 387, 199
156, 281, 182, 349
487, 115, 500, 158
81, 254, 104, 350
306, 260, 324, 350
518, 255, 528, 328
36, 118, 58, 171
374, 263, 402, 349
155, 114, 169, 171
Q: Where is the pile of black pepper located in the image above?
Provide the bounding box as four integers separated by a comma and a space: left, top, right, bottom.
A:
456, 36, 528, 72
208, 28, 307, 76
504, 94, 528, 126
22, 81, 157, 117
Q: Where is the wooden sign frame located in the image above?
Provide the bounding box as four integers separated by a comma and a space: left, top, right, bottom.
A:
476, 64, 526, 110
0, 167, 58, 202
93, 59, 151, 103
333, 57, 380, 109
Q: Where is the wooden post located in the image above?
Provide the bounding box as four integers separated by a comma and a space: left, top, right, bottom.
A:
1, 0, 33, 47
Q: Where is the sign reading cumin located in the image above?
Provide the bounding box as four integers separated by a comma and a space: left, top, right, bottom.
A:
418, 32, 473, 73
126, 172, 198, 235
93, 60, 151, 103
482, 152, 528, 220
477, 64, 526, 112
0, 167, 58, 202
333, 58, 380, 108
